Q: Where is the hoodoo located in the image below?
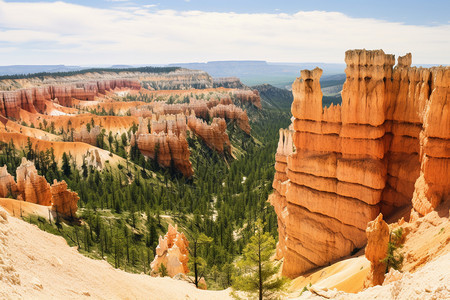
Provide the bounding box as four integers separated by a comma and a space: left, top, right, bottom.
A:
0, 158, 79, 218
151, 224, 190, 277
270, 49, 450, 278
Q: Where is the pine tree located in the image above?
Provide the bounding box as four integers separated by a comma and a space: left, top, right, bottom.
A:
188, 233, 213, 288
62, 152, 71, 177
233, 220, 288, 300
382, 227, 404, 273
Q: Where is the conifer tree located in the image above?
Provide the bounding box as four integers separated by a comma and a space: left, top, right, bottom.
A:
62, 152, 71, 177
233, 220, 288, 300
188, 232, 213, 288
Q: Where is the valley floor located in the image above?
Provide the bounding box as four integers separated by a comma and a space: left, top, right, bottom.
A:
0, 208, 231, 300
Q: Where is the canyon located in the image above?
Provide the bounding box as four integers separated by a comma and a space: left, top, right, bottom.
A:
0, 68, 261, 176
270, 49, 449, 278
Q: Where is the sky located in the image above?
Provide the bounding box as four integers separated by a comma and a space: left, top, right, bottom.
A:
0, 0, 449, 65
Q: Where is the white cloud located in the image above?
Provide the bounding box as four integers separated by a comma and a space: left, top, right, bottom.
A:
0, 0, 448, 65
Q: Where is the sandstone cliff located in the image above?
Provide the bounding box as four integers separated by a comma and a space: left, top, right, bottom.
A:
151, 224, 189, 277
209, 104, 251, 134
0, 79, 140, 119
0, 158, 79, 217
270, 49, 449, 278
187, 116, 231, 154
132, 119, 194, 177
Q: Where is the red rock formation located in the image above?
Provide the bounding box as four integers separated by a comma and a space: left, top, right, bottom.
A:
0, 79, 140, 119
50, 180, 79, 218
209, 104, 251, 134
187, 116, 231, 154
269, 129, 294, 260
411, 67, 450, 217
133, 125, 194, 177
233, 90, 262, 108
16, 158, 52, 206
0, 158, 79, 217
0, 166, 18, 198
150, 224, 189, 277
364, 214, 389, 287
270, 50, 449, 278
150, 114, 187, 136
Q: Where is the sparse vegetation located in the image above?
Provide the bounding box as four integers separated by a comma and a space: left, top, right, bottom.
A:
382, 228, 404, 273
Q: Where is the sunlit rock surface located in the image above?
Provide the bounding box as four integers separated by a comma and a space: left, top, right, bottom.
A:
270, 49, 449, 278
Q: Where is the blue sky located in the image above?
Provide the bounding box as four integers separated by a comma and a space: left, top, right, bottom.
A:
7, 0, 449, 25
0, 0, 449, 65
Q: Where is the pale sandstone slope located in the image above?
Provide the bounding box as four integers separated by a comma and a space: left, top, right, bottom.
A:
289, 199, 450, 297
296, 252, 450, 300
0, 208, 231, 300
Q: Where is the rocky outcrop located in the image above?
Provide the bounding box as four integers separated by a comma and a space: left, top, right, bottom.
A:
364, 214, 389, 287
0, 158, 79, 217
150, 114, 187, 136
133, 120, 194, 177
269, 129, 293, 260
50, 180, 79, 218
16, 158, 52, 206
209, 104, 251, 134
150, 224, 189, 277
270, 49, 449, 278
0, 166, 18, 198
187, 116, 231, 154
233, 90, 262, 108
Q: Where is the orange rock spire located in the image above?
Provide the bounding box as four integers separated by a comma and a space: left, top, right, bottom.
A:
150, 224, 189, 277
270, 49, 449, 278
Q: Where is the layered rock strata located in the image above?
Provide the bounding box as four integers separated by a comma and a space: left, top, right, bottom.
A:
269, 129, 294, 260
132, 111, 234, 175
187, 116, 231, 154
132, 120, 194, 178
270, 49, 449, 278
0, 158, 79, 217
0, 79, 140, 119
150, 224, 189, 277
232, 90, 262, 108
209, 104, 251, 134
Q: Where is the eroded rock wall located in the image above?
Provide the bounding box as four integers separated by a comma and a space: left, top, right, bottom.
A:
269, 129, 294, 260
187, 116, 231, 154
0, 79, 140, 119
270, 49, 449, 278
209, 104, 251, 134
0, 158, 79, 217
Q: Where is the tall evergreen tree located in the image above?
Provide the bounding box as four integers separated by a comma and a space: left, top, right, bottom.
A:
233, 220, 288, 300
62, 152, 71, 177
